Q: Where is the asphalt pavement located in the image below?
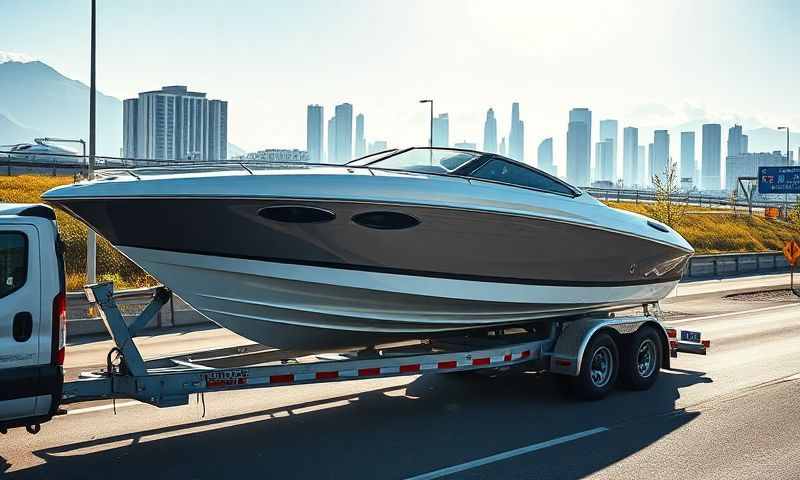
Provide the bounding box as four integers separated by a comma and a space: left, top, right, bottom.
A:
2, 281, 800, 479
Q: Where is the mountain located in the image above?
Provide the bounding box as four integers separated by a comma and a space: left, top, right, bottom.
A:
0, 60, 121, 156
0, 112, 42, 147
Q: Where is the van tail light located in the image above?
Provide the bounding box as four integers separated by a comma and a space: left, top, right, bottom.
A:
53, 291, 67, 366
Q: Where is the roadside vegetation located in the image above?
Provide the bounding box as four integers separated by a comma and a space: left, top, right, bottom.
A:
2, 175, 799, 290
0, 175, 155, 290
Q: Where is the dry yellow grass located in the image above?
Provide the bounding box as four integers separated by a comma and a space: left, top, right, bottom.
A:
606, 201, 800, 254
0, 175, 156, 291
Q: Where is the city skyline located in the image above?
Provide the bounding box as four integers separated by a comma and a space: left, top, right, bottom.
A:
3, 0, 797, 169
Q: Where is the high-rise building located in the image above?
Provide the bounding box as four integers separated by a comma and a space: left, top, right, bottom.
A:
306, 104, 324, 163
433, 113, 449, 147
483, 108, 497, 153
334, 103, 353, 163
647, 143, 654, 184
599, 119, 618, 174
567, 108, 591, 185
653, 130, 670, 178
537, 138, 554, 175
499, 137, 506, 156
622, 127, 638, 187
725, 151, 790, 191
124, 85, 228, 161
123, 98, 138, 158
508, 103, 524, 161
638, 145, 647, 186
354, 113, 366, 158
702, 123, 722, 190
680, 131, 695, 186
326, 116, 336, 163
368, 140, 388, 154
727, 124, 748, 158
595, 139, 615, 182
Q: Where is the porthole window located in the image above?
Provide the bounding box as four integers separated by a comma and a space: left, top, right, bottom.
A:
352, 211, 420, 230
259, 206, 335, 224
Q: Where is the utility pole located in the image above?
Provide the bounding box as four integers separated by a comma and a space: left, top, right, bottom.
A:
87, 0, 97, 285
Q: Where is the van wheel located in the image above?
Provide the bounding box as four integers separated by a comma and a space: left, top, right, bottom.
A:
570, 332, 619, 400
25, 423, 41, 435
619, 326, 662, 390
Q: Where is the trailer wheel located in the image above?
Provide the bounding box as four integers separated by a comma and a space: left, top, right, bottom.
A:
570, 332, 619, 400
619, 326, 662, 390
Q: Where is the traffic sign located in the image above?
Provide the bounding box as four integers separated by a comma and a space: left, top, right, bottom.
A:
758, 166, 800, 194
783, 240, 800, 267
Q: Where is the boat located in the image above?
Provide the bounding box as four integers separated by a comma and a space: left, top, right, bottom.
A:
42, 147, 694, 352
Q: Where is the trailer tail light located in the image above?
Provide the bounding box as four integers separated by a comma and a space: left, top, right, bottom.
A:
665, 328, 677, 339
53, 291, 67, 366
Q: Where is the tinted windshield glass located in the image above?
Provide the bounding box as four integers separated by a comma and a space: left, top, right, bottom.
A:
365, 148, 479, 174
346, 149, 399, 166
471, 159, 575, 195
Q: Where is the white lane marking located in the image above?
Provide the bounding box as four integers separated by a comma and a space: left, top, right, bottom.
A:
65, 401, 141, 416
666, 303, 800, 325
404, 427, 608, 480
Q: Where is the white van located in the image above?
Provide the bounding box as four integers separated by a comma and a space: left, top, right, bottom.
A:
0, 204, 66, 434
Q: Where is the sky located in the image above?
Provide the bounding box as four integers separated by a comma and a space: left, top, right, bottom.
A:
2, 0, 799, 174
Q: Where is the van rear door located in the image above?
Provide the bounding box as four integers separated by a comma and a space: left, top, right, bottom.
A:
0, 224, 46, 425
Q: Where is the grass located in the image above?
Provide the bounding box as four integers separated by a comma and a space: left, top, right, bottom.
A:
606, 201, 800, 254
3, 175, 798, 291
0, 175, 156, 291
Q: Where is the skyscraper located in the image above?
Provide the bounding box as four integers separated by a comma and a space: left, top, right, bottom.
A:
433, 113, 449, 147
537, 138, 554, 175
499, 137, 506, 156
508, 103, 524, 161
483, 108, 497, 153
653, 130, 670, 177
124, 85, 228, 161
647, 143, 654, 184
368, 140, 388, 154
355, 113, 366, 158
727, 124, 748, 157
638, 145, 647, 186
567, 108, 591, 185
306, 104, 324, 163
680, 131, 695, 185
327, 116, 336, 163
599, 119, 618, 174
123, 98, 138, 158
622, 127, 638, 187
334, 103, 353, 163
596, 139, 615, 182
702, 123, 722, 190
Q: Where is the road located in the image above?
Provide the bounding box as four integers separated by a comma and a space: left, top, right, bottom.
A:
2, 285, 800, 479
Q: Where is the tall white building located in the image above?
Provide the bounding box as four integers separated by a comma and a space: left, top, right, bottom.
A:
680, 131, 695, 187
725, 151, 789, 191
499, 137, 506, 156
123, 85, 227, 161
326, 116, 336, 163
306, 104, 324, 163
355, 113, 366, 158
567, 108, 591, 186
653, 130, 670, 178
599, 119, 618, 176
595, 139, 615, 182
537, 137, 554, 175
702, 123, 722, 190
622, 127, 638, 187
368, 140, 388, 154
433, 113, 449, 147
483, 108, 497, 153
508, 103, 524, 161
727, 124, 748, 158
334, 103, 353, 163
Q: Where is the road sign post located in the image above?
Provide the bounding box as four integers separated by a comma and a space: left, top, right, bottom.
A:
783, 240, 800, 298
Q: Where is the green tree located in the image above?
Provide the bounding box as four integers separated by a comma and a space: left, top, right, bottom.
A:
651, 160, 688, 228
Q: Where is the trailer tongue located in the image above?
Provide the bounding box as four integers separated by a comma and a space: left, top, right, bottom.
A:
59, 282, 708, 411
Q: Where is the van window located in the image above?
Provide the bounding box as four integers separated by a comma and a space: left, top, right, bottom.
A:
0, 232, 27, 299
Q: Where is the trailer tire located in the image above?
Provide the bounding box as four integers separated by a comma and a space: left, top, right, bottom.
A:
570, 332, 619, 400
619, 326, 662, 390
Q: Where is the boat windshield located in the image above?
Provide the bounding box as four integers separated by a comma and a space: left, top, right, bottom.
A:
361, 148, 480, 174
345, 149, 400, 166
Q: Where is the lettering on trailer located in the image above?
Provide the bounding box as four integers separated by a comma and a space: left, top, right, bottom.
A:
758, 166, 800, 194
784, 240, 800, 267
206, 368, 250, 388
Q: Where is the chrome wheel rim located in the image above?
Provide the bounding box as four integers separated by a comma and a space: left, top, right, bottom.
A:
637, 339, 657, 378
590, 346, 613, 388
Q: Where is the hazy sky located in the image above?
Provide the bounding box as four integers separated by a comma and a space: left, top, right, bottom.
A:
3, 0, 799, 172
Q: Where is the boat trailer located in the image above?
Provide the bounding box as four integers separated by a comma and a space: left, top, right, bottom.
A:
61, 282, 709, 407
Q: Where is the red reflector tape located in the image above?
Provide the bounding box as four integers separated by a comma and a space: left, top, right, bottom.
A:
666, 328, 677, 338
555, 359, 572, 367
521, 350, 531, 358
504, 353, 512, 361
400, 364, 421, 373
669, 340, 678, 349
472, 357, 490, 366
358, 367, 380, 377
316, 371, 338, 380
702, 340, 711, 348
438, 360, 457, 369
270, 374, 294, 383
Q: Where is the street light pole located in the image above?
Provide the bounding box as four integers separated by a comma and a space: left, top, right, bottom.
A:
87, 0, 97, 285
